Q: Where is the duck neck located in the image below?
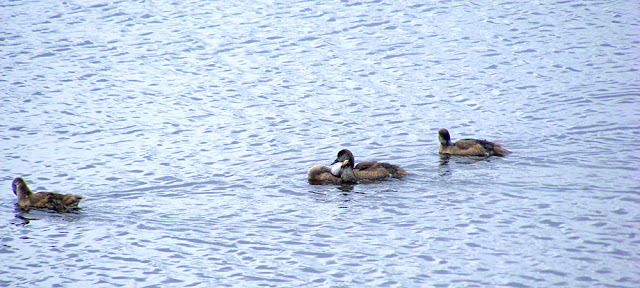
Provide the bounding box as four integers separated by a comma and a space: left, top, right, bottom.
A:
15, 187, 31, 201
340, 166, 357, 183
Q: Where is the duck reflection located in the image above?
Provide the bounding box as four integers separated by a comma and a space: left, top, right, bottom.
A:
13, 203, 83, 226
439, 154, 492, 165
438, 154, 452, 177
14, 211, 32, 226
337, 183, 355, 193
438, 154, 497, 177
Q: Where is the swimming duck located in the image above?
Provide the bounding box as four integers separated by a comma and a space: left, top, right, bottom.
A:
12, 177, 82, 211
438, 128, 511, 156
307, 159, 357, 184
332, 149, 408, 180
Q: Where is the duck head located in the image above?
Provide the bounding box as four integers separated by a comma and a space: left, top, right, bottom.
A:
332, 149, 355, 169
438, 129, 453, 146
12, 177, 30, 196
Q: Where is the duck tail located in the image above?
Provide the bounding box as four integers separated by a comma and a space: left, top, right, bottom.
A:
378, 162, 409, 177
492, 143, 511, 156
63, 194, 83, 208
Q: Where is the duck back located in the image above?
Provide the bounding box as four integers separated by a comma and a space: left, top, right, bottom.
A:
308, 164, 338, 182
354, 161, 408, 180
25, 192, 82, 211
440, 139, 510, 156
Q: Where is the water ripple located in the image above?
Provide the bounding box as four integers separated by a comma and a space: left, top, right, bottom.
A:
1, 0, 639, 287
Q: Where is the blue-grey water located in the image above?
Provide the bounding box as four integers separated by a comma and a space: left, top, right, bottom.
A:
1, 0, 639, 287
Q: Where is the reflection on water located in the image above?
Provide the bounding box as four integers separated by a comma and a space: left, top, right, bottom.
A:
12, 207, 84, 226
1, 0, 639, 287
439, 154, 492, 165
336, 184, 356, 193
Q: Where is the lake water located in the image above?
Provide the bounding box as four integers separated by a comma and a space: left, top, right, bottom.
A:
1, 0, 639, 287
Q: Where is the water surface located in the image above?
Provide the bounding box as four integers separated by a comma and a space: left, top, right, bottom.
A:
1, 0, 639, 287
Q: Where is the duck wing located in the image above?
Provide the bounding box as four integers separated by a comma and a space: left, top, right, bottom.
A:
457, 139, 510, 156
454, 139, 484, 149
354, 161, 378, 170
29, 192, 81, 210
355, 161, 407, 179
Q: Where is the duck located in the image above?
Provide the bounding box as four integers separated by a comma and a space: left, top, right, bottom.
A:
308, 159, 357, 184
12, 177, 83, 211
438, 128, 511, 156
332, 149, 408, 180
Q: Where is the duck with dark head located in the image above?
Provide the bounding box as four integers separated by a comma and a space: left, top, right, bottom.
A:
12, 177, 83, 211
438, 128, 511, 157
334, 149, 408, 180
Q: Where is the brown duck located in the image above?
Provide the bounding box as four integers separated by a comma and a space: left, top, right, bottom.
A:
308, 159, 357, 184
12, 177, 82, 211
332, 149, 407, 180
438, 128, 511, 156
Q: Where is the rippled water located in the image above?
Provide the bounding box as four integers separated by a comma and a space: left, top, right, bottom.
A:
2, 0, 639, 287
